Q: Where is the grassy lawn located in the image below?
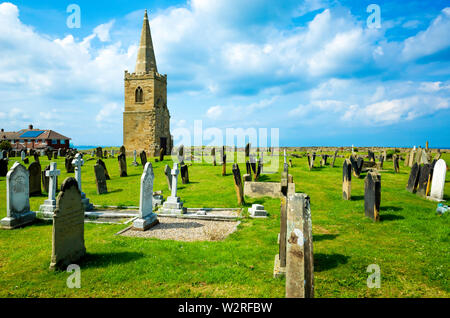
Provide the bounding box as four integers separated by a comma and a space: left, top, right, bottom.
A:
0, 151, 448, 297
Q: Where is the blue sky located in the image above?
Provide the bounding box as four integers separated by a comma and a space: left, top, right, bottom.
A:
0, 0, 449, 148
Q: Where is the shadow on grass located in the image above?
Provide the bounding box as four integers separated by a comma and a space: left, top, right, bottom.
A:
256, 175, 271, 182
351, 195, 364, 201
80, 251, 144, 268
108, 189, 123, 194
380, 206, 403, 212
314, 253, 349, 272
380, 214, 405, 222
313, 234, 339, 242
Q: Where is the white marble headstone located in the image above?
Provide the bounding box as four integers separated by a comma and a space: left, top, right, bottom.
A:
139, 162, 154, 218
429, 159, 447, 202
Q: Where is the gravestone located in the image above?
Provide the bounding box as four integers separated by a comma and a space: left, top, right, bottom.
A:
57, 149, 61, 157
53, 151, 58, 160
133, 163, 159, 231
65, 155, 75, 173
180, 164, 189, 184
39, 162, 61, 216
160, 163, 186, 214
406, 163, 420, 193
132, 150, 138, 166
246, 161, 252, 177
0, 158, 8, 177
140, 150, 147, 167
47, 151, 52, 160
164, 164, 172, 191
377, 155, 384, 170
285, 193, 314, 298
1, 162, 36, 229
23, 158, 29, 164
94, 164, 108, 194
428, 159, 447, 202
49, 177, 86, 270
33, 152, 40, 163
118, 153, 127, 177
178, 145, 184, 163
28, 161, 42, 196
96, 159, 110, 180
408, 149, 416, 167
343, 159, 352, 200
349, 156, 359, 177
72, 153, 93, 211
393, 154, 400, 173
211, 147, 216, 166
232, 164, 245, 205
404, 151, 410, 167
368, 150, 375, 162
364, 171, 381, 222
245, 143, 250, 157
222, 153, 226, 176
331, 150, 338, 167
111, 149, 115, 157
21, 151, 25, 161
159, 147, 164, 161
416, 164, 432, 198
120, 145, 126, 155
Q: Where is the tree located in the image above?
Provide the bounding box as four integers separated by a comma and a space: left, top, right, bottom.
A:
0, 140, 12, 151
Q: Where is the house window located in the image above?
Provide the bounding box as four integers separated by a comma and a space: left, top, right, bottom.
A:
135, 87, 144, 103
52, 139, 57, 145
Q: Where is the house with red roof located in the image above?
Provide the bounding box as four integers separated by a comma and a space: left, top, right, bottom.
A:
0, 125, 71, 151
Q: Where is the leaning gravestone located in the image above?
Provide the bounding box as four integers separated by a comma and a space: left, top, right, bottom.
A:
28, 161, 42, 196
406, 163, 420, 193
232, 164, 245, 205
342, 159, 352, 200
118, 153, 127, 177
164, 164, 172, 191
416, 164, 432, 198
96, 159, 110, 180
364, 171, 381, 222
94, 164, 108, 195
49, 177, 86, 270
140, 150, 147, 167
1, 162, 36, 229
331, 150, 338, 167
393, 154, 400, 173
133, 163, 159, 231
428, 159, 447, 202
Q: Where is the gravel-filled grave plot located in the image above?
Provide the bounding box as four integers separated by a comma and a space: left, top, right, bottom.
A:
119, 216, 240, 242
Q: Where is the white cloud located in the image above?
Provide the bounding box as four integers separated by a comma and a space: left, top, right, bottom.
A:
206, 105, 223, 120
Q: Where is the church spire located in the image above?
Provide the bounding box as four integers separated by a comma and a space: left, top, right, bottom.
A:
135, 9, 158, 74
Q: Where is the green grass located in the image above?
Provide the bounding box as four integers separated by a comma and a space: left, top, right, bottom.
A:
0, 151, 448, 297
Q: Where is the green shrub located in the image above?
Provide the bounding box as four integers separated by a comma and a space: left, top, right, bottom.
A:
0, 140, 11, 151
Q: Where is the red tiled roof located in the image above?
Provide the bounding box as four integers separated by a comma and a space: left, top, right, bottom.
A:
0, 128, 71, 141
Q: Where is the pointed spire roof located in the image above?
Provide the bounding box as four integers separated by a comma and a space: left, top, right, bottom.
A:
135, 10, 158, 74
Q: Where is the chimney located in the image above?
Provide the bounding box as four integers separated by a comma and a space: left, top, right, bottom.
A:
28, 124, 33, 130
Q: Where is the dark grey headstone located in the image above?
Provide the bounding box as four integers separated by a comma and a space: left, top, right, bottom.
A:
364, 171, 381, 222
94, 164, 108, 194
28, 161, 42, 196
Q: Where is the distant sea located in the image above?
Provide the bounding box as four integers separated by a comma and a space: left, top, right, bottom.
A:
72, 145, 118, 150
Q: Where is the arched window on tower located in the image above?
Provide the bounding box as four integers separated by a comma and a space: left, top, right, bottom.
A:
135, 87, 144, 103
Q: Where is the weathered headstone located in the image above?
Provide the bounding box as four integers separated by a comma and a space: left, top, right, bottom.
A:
53, 151, 58, 160
428, 159, 447, 202
1, 162, 36, 229
232, 164, 245, 205
222, 152, 226, 176
0, 158, 8, 177
28, 161, 42, 196
39, 162, 61, 216
416, 164, 432, 197
118, 153, 127, 177
94, 164, 108, 194
33, 152, 40, 163
406, 163, 420, 193
140, 150, 147, 167
180, 164, 189, 184
159, 147, 164, 162
211, 147, 216, 166
164, 164, 172, 191
49, 177, 86, 270
21, 151, 25, 161
96, 159, 110, 180
364, 171, 381, 222
343, 159, 352, 200
132, 150, 138, 166
393, 154, 400, 173
65, 155, 75, 173
331, 150, 338, 167
245, 143, 250, 157
72, 154, 93, 211
133, 163, 159, 231
285, 193, 314, 298
120, 145, 126, 155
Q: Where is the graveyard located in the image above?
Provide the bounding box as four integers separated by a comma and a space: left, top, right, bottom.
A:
0, 149, 448, 297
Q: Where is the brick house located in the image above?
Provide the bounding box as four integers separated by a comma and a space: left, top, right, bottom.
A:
0, 125, 71, 151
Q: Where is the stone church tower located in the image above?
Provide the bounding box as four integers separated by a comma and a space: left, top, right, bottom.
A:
123, 10, 172, 156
